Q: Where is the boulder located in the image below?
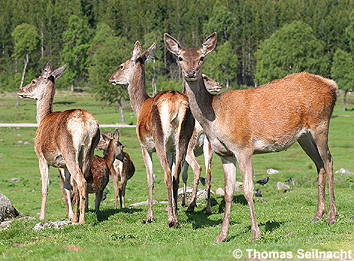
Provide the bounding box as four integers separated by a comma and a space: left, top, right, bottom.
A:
0, 193, 19, 222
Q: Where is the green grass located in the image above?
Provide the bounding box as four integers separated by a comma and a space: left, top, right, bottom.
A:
0, 91, 353, 260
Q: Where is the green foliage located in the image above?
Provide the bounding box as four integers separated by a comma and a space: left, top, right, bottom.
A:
61, 15, 92, 88
346, 9, 354, 55
255, 21, 329, 85
88, 25, 131, 107
331, 49, 354, 92
11, 23, 40, 59
203, 41, 238, 88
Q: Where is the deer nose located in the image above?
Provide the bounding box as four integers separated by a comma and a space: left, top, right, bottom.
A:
186, 70, 196, 78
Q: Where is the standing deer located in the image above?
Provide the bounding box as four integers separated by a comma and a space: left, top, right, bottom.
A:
109, 42, 194, 227
17, 64, 100, 224
165, 32, 337, 242
99, 130, 135, 209
181, 74, 223, 213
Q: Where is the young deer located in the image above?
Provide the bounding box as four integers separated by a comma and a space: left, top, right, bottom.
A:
165, 33, 337, 242
109, 42, 194, 227
17, 64, 100, 224
99, 130, 135, 209
181, 74, 223, 213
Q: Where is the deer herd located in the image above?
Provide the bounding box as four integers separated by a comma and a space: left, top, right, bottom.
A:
17, 32, 338, 242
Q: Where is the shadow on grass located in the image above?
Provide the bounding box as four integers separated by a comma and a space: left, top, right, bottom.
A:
185, 210, 222, 229
91, 207, 142, 222
218, 195, 248, 213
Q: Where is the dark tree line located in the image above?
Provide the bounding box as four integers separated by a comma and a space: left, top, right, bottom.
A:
1, 0, 353, 115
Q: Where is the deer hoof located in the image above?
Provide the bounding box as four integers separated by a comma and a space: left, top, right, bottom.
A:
214, 233, 227, 243
251, 229, 261, 240
311, 217, 322, 223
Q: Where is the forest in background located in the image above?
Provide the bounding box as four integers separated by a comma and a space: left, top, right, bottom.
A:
1, 0, 354, 117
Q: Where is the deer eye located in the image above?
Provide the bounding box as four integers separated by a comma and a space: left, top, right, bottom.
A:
120, 65, 124, 70
200, 56, 204, 62
178, 56, 183, 61
32, 80, 36, 84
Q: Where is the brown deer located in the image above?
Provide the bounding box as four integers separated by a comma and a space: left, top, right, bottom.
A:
181, 74, 223, 213
17, 64, 100, 224
109, 42, 194, 227
165, 32, 337, 242
99, 130, 135, 209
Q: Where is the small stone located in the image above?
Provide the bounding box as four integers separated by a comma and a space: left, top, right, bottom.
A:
216, 188, 224, 196
267, 168, 279, 175
23, 141, 30, 145
16, 134, 22, 136
277, 182, 290, 190
17, 140, 23, 144
335, 168, 353, 175
0, 155, 3, 159
10, 178, 20, 182
33, 220, 76, 231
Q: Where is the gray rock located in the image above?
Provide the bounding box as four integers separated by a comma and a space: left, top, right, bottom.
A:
0, 155, 3, 159
335, 168, 353, 175
10, 178, 20, 182
267, 168, 280, 175
33, 220, 77, 231
0, 193, 19, 222
17, 140, 23, 144
277, 182, 290, 190
23, 141, 30, 145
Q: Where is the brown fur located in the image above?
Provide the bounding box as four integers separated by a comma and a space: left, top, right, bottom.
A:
109, 42, 194, 226
165, 33, 337, 242
17, 64, 100, 224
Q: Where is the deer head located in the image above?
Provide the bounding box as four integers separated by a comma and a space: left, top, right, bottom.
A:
109, 41, 156, 85
17, 64, 66, 100
97, 129, 124, 161
164, 33, 217, 82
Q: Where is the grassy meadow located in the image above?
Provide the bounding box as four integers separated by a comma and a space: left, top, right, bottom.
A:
0, 91, 353, 260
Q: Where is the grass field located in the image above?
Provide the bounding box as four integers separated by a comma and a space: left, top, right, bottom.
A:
0, 91, 353, 260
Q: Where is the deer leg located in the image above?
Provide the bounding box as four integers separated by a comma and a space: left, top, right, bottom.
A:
141, 148, 154, 223
59, 168, 74, 220
121, 181, 127, 208
95, 190, 103, 212
298, 133, 326, 222
181, 161, 189, 207
38, 156, 49, 221
203, 137, 213, 215
112, 169, 119, 209
185, 151, 201, 213
312, 130, 337, 223
238, 153, 261, 241
215, 157, 236, 242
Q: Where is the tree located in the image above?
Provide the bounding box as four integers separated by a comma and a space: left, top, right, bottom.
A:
346, 9, 354, 56
255, 21, 328, 85
88, 24, 131, 122
203, 41, 238, 88
12, 23, 40, 88
61, 15, 91, 91
331, 49, 354, 110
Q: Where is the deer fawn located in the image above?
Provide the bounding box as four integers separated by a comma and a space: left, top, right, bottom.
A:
109, 42, 194, 227
17, 64, 100, 224
165, 32, 337, 242
99, 130, 135, 209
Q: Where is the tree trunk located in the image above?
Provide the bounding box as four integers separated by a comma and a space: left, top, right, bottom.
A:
344, 90, 348, 111
118, 102, 125, 123
40, 30, 44, 58
152, 59, 157, 95
20, 53, 29, 89
226, 79, 230, 89
70, 84, 74, 92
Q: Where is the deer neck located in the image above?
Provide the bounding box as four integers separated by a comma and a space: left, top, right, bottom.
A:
184, 78, 215, 129
127, 63, 149, 115
36, 82, 55, 123
104, 141, 116, 166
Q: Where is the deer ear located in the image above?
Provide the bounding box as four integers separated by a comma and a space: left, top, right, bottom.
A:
140, 42, 156, 62
164, 33, 181, 56
42, 63, 52, 79
132, 41, 142, 61
202, 32, 217, 56
52, 65, 67, 79
101, 133, 111, 142
113, 129, 120, 140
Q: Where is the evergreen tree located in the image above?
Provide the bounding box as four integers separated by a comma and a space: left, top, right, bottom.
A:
255, 21, 328, 85
331, 49, 354, 110
61, 15, 92, 91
